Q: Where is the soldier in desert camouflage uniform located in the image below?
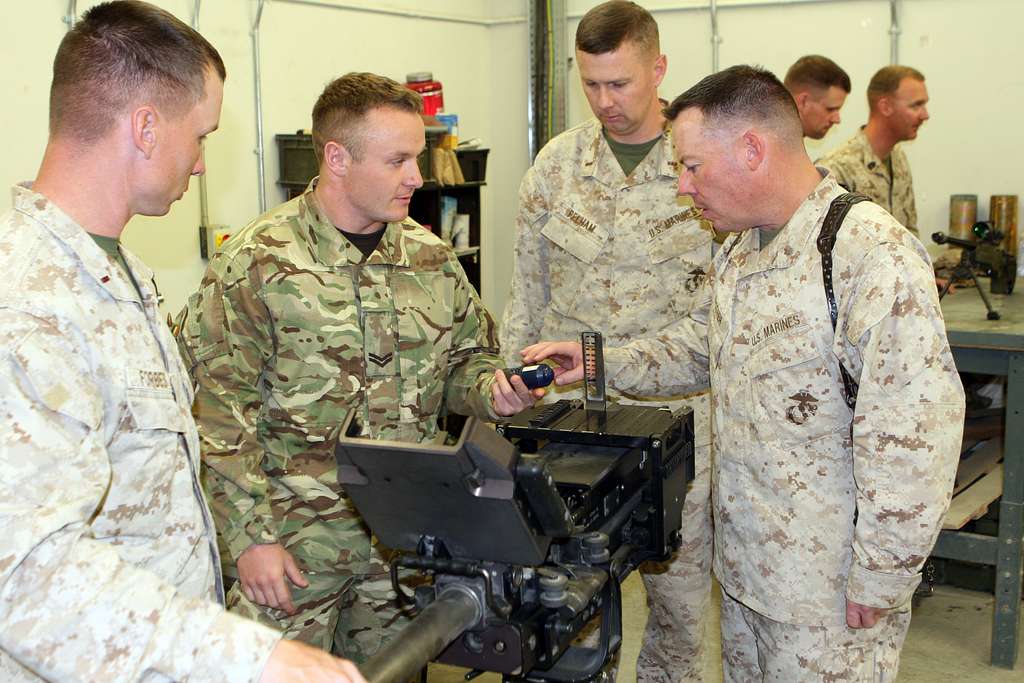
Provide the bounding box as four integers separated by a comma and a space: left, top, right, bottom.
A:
176, 72, 537, 662
818, 65, 930, 237
0, 4, 364, 683
524, 66, 964, 682
783, 55, 850, 141
500, 3, 713, 681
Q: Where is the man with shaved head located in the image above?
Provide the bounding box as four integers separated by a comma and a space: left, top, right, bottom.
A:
522, 65, 964, 681
819, 65, 930, 236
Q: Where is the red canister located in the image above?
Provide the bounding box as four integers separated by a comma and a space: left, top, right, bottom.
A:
406, 72, 444, 116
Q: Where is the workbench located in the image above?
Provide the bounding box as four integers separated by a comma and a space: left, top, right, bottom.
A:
933, 281, 1023, 668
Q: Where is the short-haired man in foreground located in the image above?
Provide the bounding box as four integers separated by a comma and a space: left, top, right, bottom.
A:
522, 65, 964, 681
0, 2, 364, 682
784, 54, 851, 139
177, 71, 537, 661
818, 65, 929, 236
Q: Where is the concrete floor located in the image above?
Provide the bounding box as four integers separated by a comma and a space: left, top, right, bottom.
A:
428, 574, 1022, 682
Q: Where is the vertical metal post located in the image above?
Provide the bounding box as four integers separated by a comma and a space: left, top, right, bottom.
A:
63, 0, 77, 30
192, 1, 211, 240
709, 0, 721, 73
527, 0, 567, 160
889, 0, 902, 64
526, 0, 539, 160
251, 0, 268, 214
992, 352, 1024, 668
549, 0, 568, 143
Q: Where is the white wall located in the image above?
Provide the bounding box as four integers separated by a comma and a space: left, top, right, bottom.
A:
2, 1, 1022, 319
0, 0, 529, 316
565, 0, 1024, 264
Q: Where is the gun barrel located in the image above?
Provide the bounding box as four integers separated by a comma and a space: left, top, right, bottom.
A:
932, 232, 977, 250
361, 587, 481, 683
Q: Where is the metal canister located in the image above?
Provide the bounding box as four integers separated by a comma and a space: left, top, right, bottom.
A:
405, 72, 444, 116
989, 194, 1018, 256
948, 194, 977, 240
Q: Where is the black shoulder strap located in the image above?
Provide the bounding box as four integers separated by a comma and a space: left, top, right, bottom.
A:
816, 192, 870, 412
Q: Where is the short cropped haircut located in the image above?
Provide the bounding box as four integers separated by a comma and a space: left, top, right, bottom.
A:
50, 0, 225, 143
312, 72, 423, 163
784, 55, 851, 93
868, 65, 925, 108
575, 0, 659, 57
664, 65, 803, 143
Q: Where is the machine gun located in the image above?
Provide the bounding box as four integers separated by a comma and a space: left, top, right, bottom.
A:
933, 221, 1016, 320
334, 338, 693, 682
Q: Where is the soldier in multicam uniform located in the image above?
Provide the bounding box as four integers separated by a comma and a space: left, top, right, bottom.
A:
176, 72, 537, 662
524, 66, 964, 682
818, 65, 930, 237
783, 55, 850, 140
0, 3, 364, 683
501, 3, 713, 681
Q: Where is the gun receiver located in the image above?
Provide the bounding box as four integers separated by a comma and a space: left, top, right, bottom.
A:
335, 401, 694, 682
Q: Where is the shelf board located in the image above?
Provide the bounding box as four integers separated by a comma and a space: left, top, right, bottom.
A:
453, 246, 480, 258
420, 180, 486, 190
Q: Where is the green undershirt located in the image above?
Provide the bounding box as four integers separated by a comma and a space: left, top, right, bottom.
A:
603, 130, 661, 178
88, 233, 143, 300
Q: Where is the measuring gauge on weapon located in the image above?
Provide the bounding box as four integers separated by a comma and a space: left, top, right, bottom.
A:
581, 331, 607, 413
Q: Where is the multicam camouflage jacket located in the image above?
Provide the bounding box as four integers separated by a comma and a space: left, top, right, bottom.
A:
176, 184, 503, 574
500, 117, 712, 439
604, 173, 965, 625
0, 186, 279, 682
817, 127, 918, 236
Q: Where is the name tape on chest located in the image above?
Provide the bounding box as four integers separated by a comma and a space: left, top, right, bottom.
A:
750, 313, 803, 347
134, 368, 171, 391
647, 209, 696, 241
562, 207, 599, 234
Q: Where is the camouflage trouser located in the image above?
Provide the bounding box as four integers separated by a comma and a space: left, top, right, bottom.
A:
227, 568, 410, 663
720, 589, 912, 682
601, 443, 712, 683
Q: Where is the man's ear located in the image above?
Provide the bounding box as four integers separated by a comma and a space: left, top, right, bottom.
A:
876, 95, 894, 118
741, 129, 766, 171
652, 53, 668, 88
131, 106, 158, 159
322, 140, 353, 178
794, 91, 811, 112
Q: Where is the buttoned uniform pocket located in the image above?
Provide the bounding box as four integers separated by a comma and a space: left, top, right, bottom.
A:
126, 387, 189, 433
393, 271, 456, 424
748, 330, 850, 447
100, 385, 193, 540
540, 216, 604, 318
643, 221, 712, 322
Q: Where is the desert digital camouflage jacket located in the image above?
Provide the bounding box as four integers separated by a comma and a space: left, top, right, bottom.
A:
817, 127, 918, 236
0, 186, 279, 682
176, 184, 503, 574
500, 118, 712, 439
604, 173, 964, 625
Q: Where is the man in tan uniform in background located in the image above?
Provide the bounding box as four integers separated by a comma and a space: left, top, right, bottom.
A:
501, 2, 713, 680
0, 2, 364, 682
784, 54, 850, 140
818, 65, 930, 236
524, 65, 964, 683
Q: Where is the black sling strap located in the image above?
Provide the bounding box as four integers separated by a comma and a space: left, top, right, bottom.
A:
816, 192, 870, 412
